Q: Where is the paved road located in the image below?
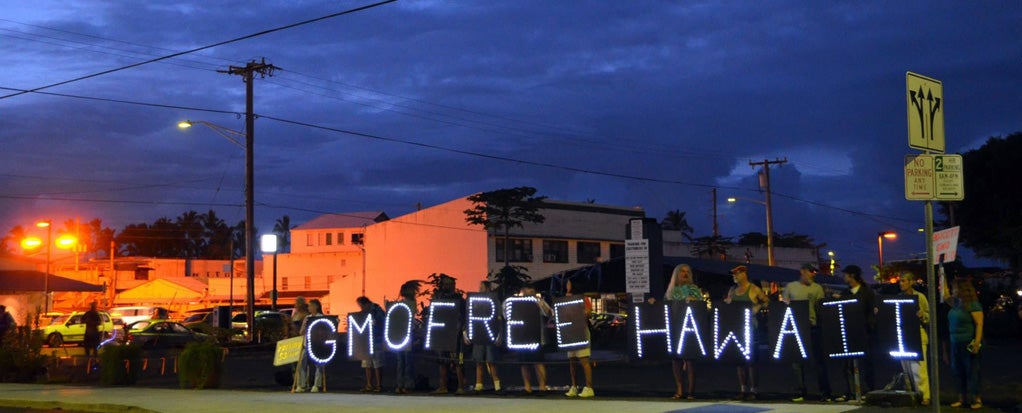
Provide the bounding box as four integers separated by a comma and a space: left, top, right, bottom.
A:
0, 383, 891, 413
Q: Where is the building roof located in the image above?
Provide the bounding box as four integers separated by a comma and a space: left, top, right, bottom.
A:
293, 212, 389, 230
115, 277, 207, 304
0, 270, 104, 292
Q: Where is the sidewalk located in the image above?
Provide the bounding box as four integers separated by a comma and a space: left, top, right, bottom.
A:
0, 383, 891, 413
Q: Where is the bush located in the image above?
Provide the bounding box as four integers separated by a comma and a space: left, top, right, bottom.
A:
0, 327, 50, 383
177, 341, 225, 389
188, 323, 243, 346
99, 344, 142, 385
253, 317, 288, 344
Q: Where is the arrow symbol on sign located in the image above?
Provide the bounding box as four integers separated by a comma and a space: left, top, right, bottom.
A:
927, 89, 941, 142
910, 86, 926, 140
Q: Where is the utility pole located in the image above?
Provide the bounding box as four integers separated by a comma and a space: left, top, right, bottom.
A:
711, 188, 719, 237
749, 158, 787, 266
221, 58, 278, 342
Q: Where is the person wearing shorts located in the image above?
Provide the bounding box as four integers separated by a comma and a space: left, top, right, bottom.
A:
563, 280, 595, 398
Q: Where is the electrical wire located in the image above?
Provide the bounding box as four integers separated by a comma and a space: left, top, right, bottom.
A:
0, 0, 397, 100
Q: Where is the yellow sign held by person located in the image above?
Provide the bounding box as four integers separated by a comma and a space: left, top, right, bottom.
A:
273, 336, 303, 366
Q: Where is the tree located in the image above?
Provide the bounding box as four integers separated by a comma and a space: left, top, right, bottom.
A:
464, 187, 546, 298
1, 225, 29, 253
661, 209, 695, 241
273, 215, 294, 253
939, 132, 1022, 270
689, 235, 733, 261
736, 232, 821, 249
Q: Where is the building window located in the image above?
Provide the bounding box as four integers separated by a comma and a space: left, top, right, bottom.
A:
304, 276, 312, 290
338, 232, 344, 245
352, 233, 364, 245
495, 238, 533, 263
282, 277, 288, 291
134, 269, 149, 281
577, 241, 602, 264
609, 243, 625, 260
542, 240, 569, 263
306, 234, 313, 246
325, 233, 333, 246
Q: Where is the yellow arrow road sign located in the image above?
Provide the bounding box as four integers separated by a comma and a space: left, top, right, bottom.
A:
907, 72, 945, 153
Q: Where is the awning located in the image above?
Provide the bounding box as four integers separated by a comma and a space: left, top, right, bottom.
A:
0, 270, 104, 292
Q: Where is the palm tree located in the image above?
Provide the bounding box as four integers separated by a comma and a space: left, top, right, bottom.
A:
273, 215, 294, 253
662, 209, 695, 241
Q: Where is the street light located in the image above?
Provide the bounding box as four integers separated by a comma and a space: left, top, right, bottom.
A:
877, 231, 897, 275
20, 221, 74, 312
179, 119, 256, 341
260, 234, 278, 311
727, 196, 775, 266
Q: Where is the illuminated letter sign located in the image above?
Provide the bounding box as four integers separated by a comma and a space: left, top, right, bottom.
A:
671, 302, 708, 359
552, 296, 589, 350
504, 297, 542, 351
384, 301, 414, 351
466, 293, 499, 345
820, 298, 867, 358
305, 317, 338, 365
347, 312, 373, 360
424, 300, 460, 351
632, 303, 671, 359
879, 297, 922, 360
768, 301, 809, 361
712, 301, 753, 362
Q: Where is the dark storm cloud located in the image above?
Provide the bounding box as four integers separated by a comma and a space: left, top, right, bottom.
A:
2, 0, 1021, 267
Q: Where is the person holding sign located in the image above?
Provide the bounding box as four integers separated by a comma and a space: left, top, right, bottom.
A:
431, 275, 467, 394
296, 299, 326, 392
516, 283, 551, 393
356, 296, 386, 393
725, 265, 768, 401
563, 279, 595, 398
945, 278, 984, 409
393, 282, 419, 394
469, 281, 503, 393
835, 265, 877, 402
665, 264, 703, 400
898, 272, 930, 406
784, 263, 833, 403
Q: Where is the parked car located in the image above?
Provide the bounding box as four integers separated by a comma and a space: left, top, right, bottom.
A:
109, 306, 167, 325
124, 320, 210, 350
182, 312, 212, 325
39, 311, 115, 347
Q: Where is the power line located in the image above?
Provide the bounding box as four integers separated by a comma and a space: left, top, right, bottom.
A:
0, 88, 918, 226
0, 0, 397, 101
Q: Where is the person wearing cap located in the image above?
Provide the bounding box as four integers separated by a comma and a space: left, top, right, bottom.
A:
784, 262, 833, 402
725, 265, 768, 401
898, 271, 930, 406
835, 264, 878, 402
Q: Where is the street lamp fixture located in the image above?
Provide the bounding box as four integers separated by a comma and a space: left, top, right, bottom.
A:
727, 196, 775, 266
877, 231, 897, 276
260, 234, 279, 311
179, 119, 255, 341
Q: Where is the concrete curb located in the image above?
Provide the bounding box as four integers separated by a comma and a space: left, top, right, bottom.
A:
0, 398, 160, 413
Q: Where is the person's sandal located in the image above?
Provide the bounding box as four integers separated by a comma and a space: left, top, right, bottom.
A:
950, 401, 963, 408
971, 400, 983, 409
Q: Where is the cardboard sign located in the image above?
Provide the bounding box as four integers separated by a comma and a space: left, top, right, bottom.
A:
424, 299, 462, 352
819, 298, 868, 359
347, 311, 373, 361
767, 301, 811, 362
552, 296, 590, 350
384, 301, 415, 351
876, 295, 923, 361
670, 302, 709, 360
711, 300, 754, 363
504, 297, 543, 351
466, 293, 500, 345
631, 302, 671, 359
305, 316, 338, 365
273, 336, 303, 366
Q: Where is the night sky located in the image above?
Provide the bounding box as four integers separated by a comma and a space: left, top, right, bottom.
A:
2, 1, 1021, 269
